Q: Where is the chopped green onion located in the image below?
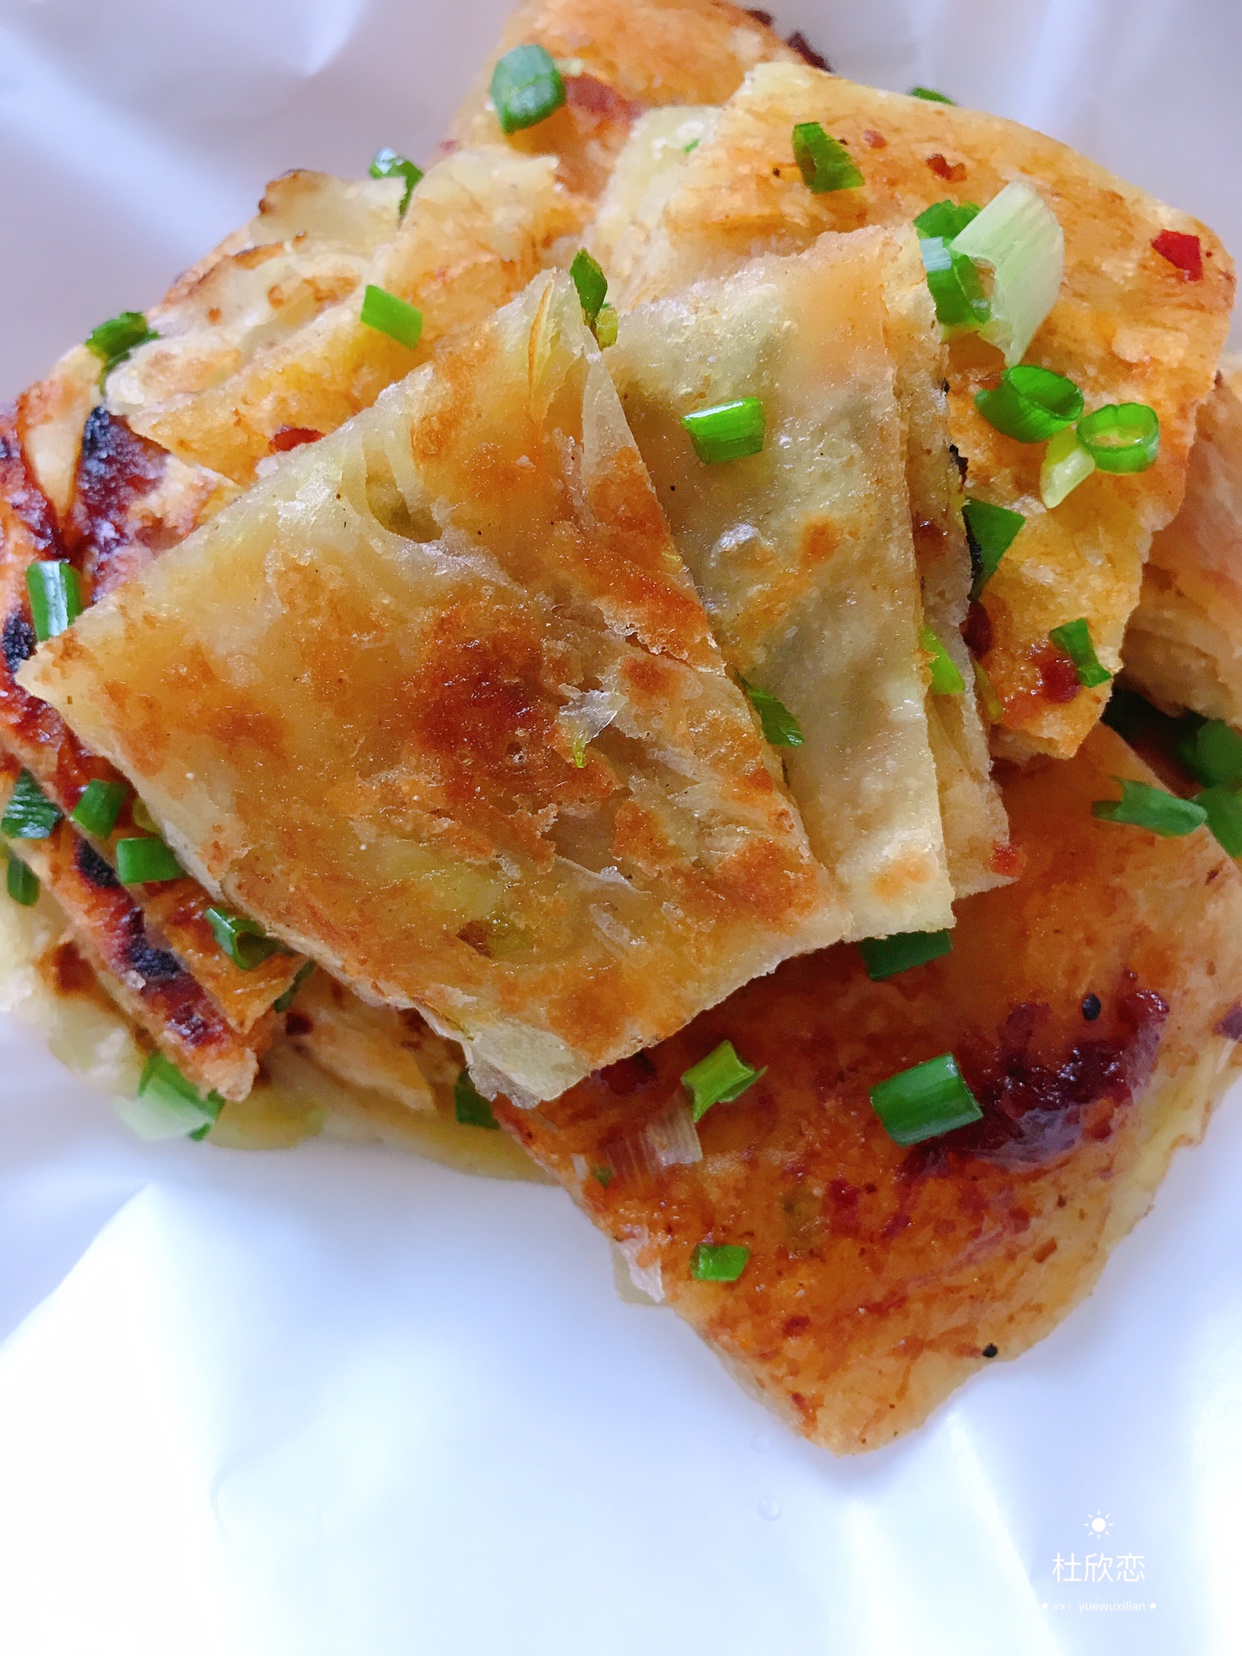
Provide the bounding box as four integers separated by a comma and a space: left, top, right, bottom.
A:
1076, 403, 1160, 474
2, 769, 61, 839
974, 365, 1083, 443
122, 1050, 223, 1141
70, 778, 129, 838
683, 139, 700, 154
1181, 719, 1242, 787
369, 147, 423, 214
974, 659, 1003, 723
205, 905, 284, 971
6, 855, 38, 906
360, 284, 423, 350
681, 398, 766, 464
1092, 778, 1207, 838
273, 960, 314, 1014
743, 681, 804, 748
594, 304, 618, 348
570, 248, 608, 330
914, 200, 980, 240
26, 560, 83, 642
1040, 424, 1096, 508
115, 836, 183, 883
920, 624, 965, 694
950, 182, 1065, 366
592, 1164, 614, 1188
859, 929, 952, 980
962, 497, 1024, 597
454, 1069, 500, 1129
682, 1039, 765, 1121
791, 121, 862, 192
690, 1242, 750, 1282
1197, 786, 1242, 858
910, 87, 957, 104
85, 310, 158, 380
1048, 618, 1111, 689
490, 43, 566, 134
869, 1052, 983, 1146
918, 234, 990, 330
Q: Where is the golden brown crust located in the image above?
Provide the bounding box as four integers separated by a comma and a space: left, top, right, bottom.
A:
621, 61, 1234, 759
499, 726, 1242, 1451
24, 273, 846, 1103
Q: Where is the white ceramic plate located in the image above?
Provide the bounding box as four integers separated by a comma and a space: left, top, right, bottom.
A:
1, 4, 1240, 1650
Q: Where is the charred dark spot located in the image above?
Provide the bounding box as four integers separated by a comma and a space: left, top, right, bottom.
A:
786, 29, 832, 70
74, 837, 119, 889
1081, 992, 1102, 1021
981, 1343, 998, 1359
744, 6, 774, 22
962, 601, 993, 659
284, 1010, 314, 1036
598, 1051, 658, 1095
127, 934, 184, 983
948, 442, 967, 482
1216, 1003, 1242, 1041
881, 1211, 911, 1240
2, 611, 34, 678
67, 406, 168, 597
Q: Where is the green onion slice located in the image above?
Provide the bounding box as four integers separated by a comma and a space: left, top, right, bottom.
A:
369, 147, 423, 213
1048, 617, 1111, 689
570, 248, 608, 330
1076, 403, 1160, 474
26, 560, 83, 642
690, 1242, 750, 1282
2, 769, 62, 839
1040, 424, 1096, 508
6, 855, 38, 906
681, 398, 766, 464
974, 660, 1003, 723
682, 1039, 765, 1121
950, 181, 1065, 366
1092, 778, 1207, 838
205, 905, 284, 971
962, 497, 1024, 597
910, 86, 957, 103
85, 310, 158, 380
121, 1050, 223, 1141
859, 929, 952, 981
1181, 719, 1242, 788
920, 624, 965, 695
360, 284, 423, 350
1197, 785, 1242, 858
974, 365, 1083, 443
115, 836, 183, 883
918, 234, 990, 331
455, 1069, 500, 1129
273, 960, 314, 1014
791, 121, 863, 193
71, 778, 129, 838
914, 200, 980, 239
742, 681, 804, 748
490, 43, 566, 134
594, 304, 619, 348
869, 1052, 983, 1146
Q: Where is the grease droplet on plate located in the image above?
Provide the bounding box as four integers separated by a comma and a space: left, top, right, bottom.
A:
758, 1496, 781, 1521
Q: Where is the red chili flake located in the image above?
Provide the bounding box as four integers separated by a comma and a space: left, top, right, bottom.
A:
270, 426, 322, 453
962, 600, 993, 659
989, 841, 1024, 879
863, 129, 888, 149
1151, 229, 1203, 282
1037, 644, 1081, 704
925, 153, 966, 182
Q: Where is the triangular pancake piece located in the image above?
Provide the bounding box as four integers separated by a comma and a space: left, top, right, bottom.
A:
608, 230, 956, 937
621, 61, 1234, 760
497, 725, 1242, 1451
1125, 359, 1242, 726
24, 273, 846, 1104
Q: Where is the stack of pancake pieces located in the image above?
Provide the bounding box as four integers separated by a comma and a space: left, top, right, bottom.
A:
3, 0, 1241, 1453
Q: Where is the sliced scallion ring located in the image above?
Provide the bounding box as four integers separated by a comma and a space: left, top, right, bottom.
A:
1075, 403, 1160, 474
359, 285, 423, 350
70, 778, 129, 839
681, 398, 766, 464
569, 248, 608, 330
791, 121, 862, 193
1197, 785, 1242, 858
682, 1040, 765, 1121
369, 147, 423, 214
742, 681, 804, 748
920, 624, 965, 695
490, 44, 566, 134
6, 855, 38, 906
205, 905, 285, 971
26, 560, 83, 642
974, 365, 1083, 443
910, 86, 956, 104
1048, 618, 1111, 689
913, 201, 980, 240
918, 235, 990, 330
859, 929, 952, 981
950, 182, 1065, 366
2, 769, 61, 840
1181, 719, 1242, 788
1040, 424, 1096, 508
869, 1053, 982, 1145
1092, 778, 1206, 838
690, 1242, 750, 1282
962, 497, 1024, 597
454, 1069, 500, 1129
115, 836, 183, 884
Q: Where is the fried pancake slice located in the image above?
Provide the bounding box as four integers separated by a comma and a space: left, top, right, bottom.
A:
25, 272, 845, 1104
449, 0, 800, 198
609, 230, 957, 937
1125, 360, 1242, 726
498, 726, 1242, 1452
619, 60, 1234, 760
